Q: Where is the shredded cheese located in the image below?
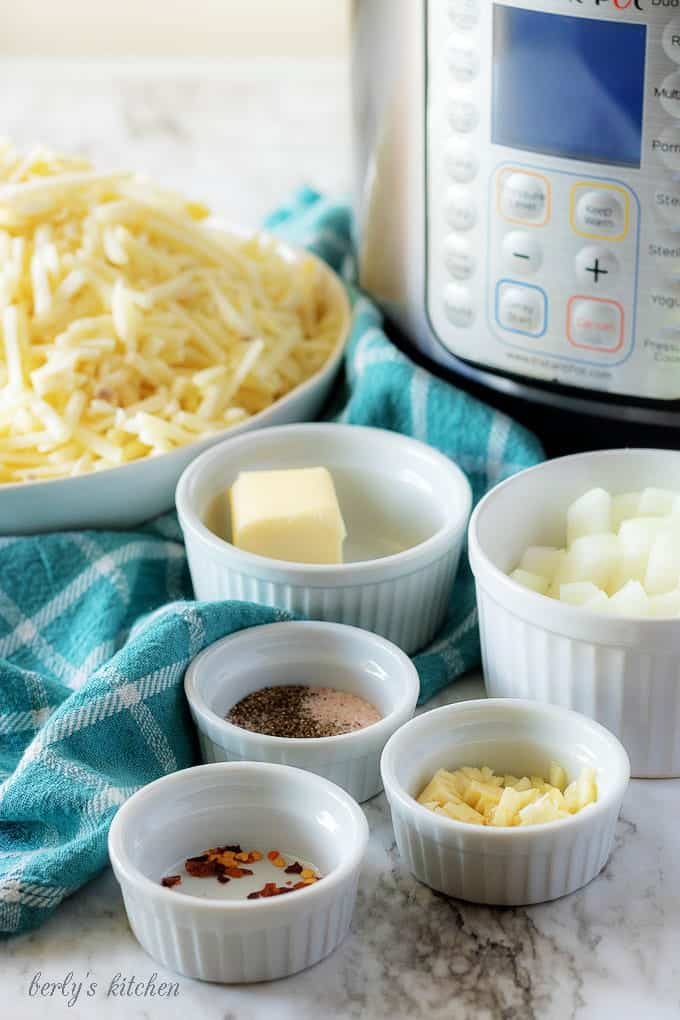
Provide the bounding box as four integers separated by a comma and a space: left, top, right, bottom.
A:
0, 143, 344, 484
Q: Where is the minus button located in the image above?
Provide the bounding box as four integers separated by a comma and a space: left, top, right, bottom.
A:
502, 231, 543, 275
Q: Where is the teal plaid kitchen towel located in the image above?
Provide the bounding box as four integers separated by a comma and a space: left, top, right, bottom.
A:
0, 189, 543, 935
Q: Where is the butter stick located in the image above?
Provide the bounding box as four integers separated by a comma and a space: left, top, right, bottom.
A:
229, 467, 347, 564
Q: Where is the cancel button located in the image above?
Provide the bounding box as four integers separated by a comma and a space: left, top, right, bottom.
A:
567, 297, 624, 353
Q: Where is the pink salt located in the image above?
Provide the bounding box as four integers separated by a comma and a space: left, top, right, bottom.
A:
306, 687, 381, 734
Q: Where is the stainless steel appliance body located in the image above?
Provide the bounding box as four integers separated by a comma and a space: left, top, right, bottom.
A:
352, 0, 680, 428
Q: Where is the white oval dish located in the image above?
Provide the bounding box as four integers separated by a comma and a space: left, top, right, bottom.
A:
0, 238, 351, 535
380, 698, 630, 907
175, 423, 472, 654
468, 448, 680, 778
108, 761, 369, 983
184, 620, 420, 802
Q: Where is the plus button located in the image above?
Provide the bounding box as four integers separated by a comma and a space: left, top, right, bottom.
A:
585, 258, 608, 284
575, 247, 618, 289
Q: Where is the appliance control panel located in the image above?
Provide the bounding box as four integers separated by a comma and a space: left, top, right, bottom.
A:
426, 0, 680, 400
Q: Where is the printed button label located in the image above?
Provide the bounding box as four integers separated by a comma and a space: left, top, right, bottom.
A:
652, 127, 680, 171
497, 282, 546, 337
449, 0, 479, 29
567, 297, 624, 353
498, 171, 550, 226
656, 71, 680, 118
663, 19, 680, 64
444, 234, 476, 280
445, 139, 479, 183
444, 283, 475, 328
571, 185, 629, 242
446, 186, 477, 232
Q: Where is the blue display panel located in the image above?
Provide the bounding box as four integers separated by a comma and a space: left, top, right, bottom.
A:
492, 6, 647, 169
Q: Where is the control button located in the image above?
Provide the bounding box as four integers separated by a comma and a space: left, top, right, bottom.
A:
445, 139, 479, 183
444, 235, 476, 281
567, 297, 624, 353
498, 171, 550, 226
655, 188, 680, 229
502, 231, 543, 276
446, 186, 477, 232
652, 234, 680, 282
574, 246, 620, 288
444, 283, 475, 328
653, 125, 680, 171
497, 282, 546, 337
447, 42, 480, 83
663, 19, 680, 64
448, 93, 479, 133
657, 70, 680, 119
448, 0, 479, 29
572, 186, 628, 241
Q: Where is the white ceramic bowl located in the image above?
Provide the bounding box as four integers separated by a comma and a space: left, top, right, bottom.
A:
0, 239, 350, 535
468, 448, 680, 778
184, 621, 420, 803
176, 423, 472, 654
108, 761, 369, 983
380, 698, 630, 907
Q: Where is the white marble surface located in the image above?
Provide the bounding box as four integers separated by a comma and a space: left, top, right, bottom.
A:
1, 58, 679, 1020
4, 672, 680, 1020
0, 58, 351, 225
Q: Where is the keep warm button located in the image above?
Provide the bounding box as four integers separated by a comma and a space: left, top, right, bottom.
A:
572, 185, 629, 242
567, 297, 624, 354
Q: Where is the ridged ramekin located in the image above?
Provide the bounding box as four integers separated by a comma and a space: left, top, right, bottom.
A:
108, 761, 369, 983
176, 423, 472, 654
184, 621, 420, 803
468, 448, 680, 778
380, 699, 629, 907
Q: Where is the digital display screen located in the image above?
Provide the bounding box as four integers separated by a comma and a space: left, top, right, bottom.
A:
492, 6, 647, 168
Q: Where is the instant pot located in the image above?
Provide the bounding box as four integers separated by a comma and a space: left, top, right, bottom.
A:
352, 0, 680, 449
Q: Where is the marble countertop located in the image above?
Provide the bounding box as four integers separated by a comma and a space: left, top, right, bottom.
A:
1, 58, 679, 1020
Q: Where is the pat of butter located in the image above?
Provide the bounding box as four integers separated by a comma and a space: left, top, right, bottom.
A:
229, 467, 347, 564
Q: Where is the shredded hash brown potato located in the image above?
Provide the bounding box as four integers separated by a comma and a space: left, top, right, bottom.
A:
0, 143, 344, 483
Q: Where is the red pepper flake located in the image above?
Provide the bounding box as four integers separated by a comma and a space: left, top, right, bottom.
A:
225, 866, 254, 879
163, 842, 324, 897
185, 857, 221, 878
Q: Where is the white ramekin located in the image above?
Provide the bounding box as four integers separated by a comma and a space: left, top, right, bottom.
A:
108, 761, 369, 983
380, 699, 630, 907
176, 423, 472, 654
468, 448, 680, 778
184, 621, 420, 803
